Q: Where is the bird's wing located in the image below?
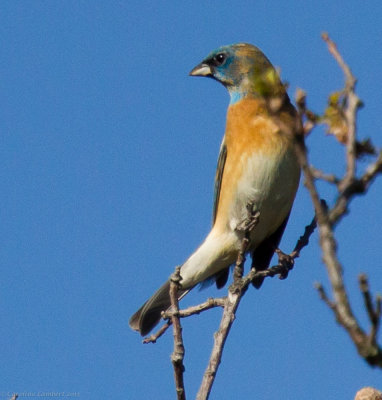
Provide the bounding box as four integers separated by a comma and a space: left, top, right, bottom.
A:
212, 141, 227, 225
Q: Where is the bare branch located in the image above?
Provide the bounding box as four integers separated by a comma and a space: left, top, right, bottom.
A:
293, 34, 382, 368
170, 267, 186, 400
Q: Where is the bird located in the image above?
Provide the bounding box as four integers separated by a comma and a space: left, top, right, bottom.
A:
129, 43, 301, 336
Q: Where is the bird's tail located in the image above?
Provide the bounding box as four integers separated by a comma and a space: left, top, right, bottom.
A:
129, 280, 189, 336
130, 232, 235, 336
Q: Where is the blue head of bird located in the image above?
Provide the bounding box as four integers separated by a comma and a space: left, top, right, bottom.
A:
190, 43, 284, 104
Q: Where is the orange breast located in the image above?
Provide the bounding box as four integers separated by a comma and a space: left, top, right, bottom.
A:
213, 97, 294, 234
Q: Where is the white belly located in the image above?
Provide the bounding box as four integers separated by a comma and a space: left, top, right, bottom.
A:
229, 148, 300, 248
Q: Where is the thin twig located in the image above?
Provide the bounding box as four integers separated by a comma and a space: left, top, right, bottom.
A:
170, 267, 186, 400
330, 150, 382, 224
314, 282, 337, 310
143, 321, 172, 344
321, 32, 354, 85
359, 275, 378, 328
359, 274, 382, 346
310, 165, 340, 185
164, 297, 226, 319
295, 88, 319, 136
322, 32, 360, 193
290, 210, 320, 258
144, 298, 226, 344
246, 214, 317, 283
361, 150, 382, 185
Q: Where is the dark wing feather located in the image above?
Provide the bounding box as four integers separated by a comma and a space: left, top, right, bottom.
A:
251, 212, 291, 288
211, 142, 228, 288
212, 142, 227, 225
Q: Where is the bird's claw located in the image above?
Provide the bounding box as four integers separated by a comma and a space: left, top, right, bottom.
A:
275, 249, 294, 280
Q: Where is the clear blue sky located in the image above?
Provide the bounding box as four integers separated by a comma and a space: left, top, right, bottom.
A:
1, 1, 382, 399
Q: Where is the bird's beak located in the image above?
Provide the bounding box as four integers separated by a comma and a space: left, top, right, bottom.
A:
189, 63, 212, 77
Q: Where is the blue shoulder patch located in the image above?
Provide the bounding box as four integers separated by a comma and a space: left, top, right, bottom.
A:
229, 90, 246, 105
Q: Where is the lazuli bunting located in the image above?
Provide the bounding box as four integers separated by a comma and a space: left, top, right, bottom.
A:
130, 43, 300, 336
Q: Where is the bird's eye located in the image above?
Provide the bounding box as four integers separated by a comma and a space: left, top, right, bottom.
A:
213, 53, 226, 66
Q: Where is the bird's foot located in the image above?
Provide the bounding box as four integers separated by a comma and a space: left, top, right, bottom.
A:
275, 248, 294, 280
236, 205, 260, 234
